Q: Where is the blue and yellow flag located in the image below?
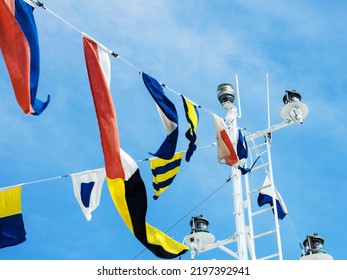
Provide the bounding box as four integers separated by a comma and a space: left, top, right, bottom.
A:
142, 72, 179, 160
181, 95, 199, 162
0, 186, 26, 249
150, 151, 183, 199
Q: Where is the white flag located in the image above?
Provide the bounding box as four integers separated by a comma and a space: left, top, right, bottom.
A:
71, 169, 105, 221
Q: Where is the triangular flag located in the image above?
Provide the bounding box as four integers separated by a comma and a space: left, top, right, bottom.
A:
108, 149, 188, 258
181, 95, 199, 162
71, 169, 106, 221
142, 72, 179, 160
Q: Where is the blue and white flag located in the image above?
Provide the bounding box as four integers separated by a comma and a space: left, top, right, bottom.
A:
71, 169, 105, 221
257, 175, 288, 220
142, 72, 178, 160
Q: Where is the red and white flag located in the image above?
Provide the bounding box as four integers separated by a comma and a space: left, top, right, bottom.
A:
213, 113, 239, 166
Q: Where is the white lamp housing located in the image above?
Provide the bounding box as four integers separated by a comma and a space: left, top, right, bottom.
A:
279, 90, 309, 124
300, 233, 333, 260
184, 215, 216, 259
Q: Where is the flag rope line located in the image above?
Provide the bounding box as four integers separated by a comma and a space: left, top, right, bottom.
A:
132, 175, 232, 259
0, 143, 216, 191
28, 0, 218, 117
139, 142, 216, 162
287, 214, 304, 253
29, 0, 83, 35
0, 174, 70, 191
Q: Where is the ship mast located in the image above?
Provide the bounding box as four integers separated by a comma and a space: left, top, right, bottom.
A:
184, 76, 309, 260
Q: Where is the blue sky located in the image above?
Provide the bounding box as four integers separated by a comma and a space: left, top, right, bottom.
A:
0, 0, 346, 260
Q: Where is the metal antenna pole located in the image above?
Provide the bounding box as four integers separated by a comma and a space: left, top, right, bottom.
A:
266, 73, 271, 128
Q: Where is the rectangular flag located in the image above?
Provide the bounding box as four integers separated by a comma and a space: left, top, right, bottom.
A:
71, 169, 106, 221
83, 36, 188, 259
181, 95, 199, 162
150, 151, 183, 200
0, 186, 26, 249
257, 175, 288, 220
142, 72, 178, 160
0, 0, 49, 115
213, 113, 239, 166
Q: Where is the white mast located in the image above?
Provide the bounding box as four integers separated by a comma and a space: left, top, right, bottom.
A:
184, 76, 309, 260
219, 83, 248, 260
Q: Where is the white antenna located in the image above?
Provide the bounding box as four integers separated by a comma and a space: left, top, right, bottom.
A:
266, 73, 271, 128
235, 74, 242, 118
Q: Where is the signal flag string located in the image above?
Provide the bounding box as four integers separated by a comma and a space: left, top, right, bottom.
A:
0, 143, 216, 191
11, 0, 303, 261
28, 0, 216, 117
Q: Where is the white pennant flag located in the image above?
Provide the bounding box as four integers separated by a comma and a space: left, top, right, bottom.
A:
71, 169, 105, 221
